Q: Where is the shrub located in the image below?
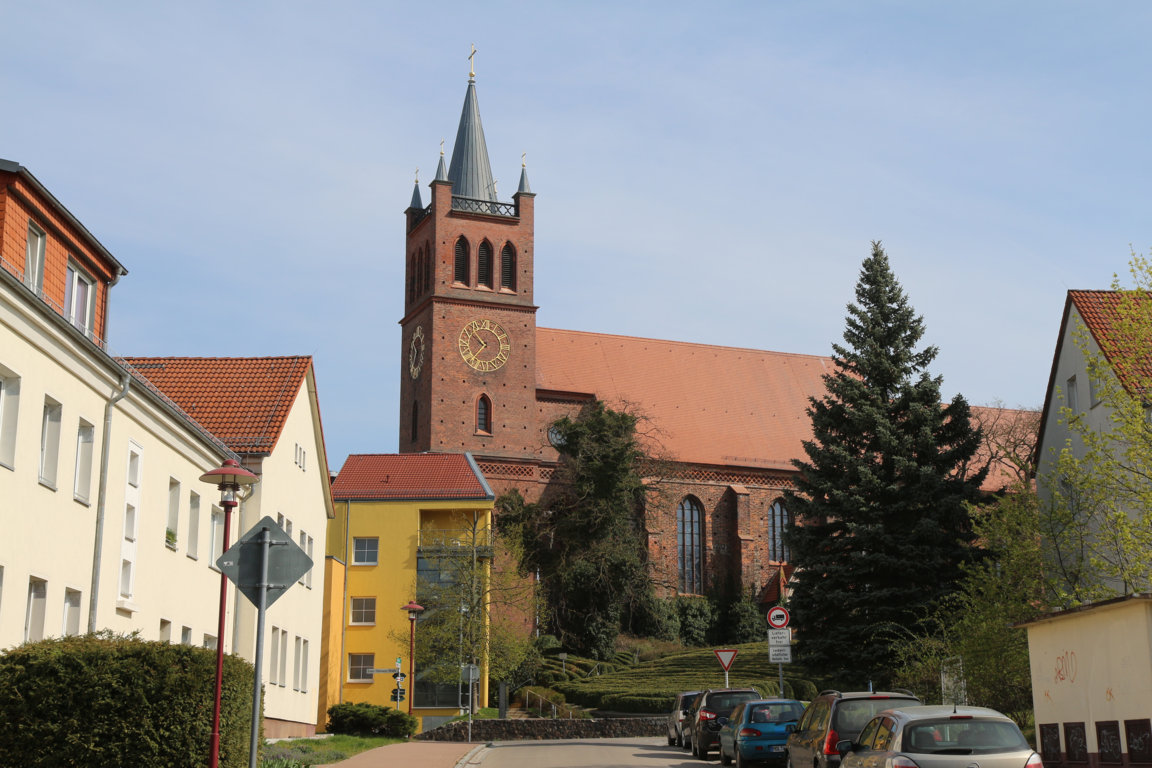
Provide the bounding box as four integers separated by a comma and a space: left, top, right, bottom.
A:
326, 702, 416, 738
724, 598, 767, 644
0, 632, 256, 768
631, 595, 681, 641
677, 596, 715, 646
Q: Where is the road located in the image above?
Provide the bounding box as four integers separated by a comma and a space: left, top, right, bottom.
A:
477, 736, 716, 768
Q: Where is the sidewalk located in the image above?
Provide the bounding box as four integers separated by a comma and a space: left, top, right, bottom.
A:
314, 740, 487, 768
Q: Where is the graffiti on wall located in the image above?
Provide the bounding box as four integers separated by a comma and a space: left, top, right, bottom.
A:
1054, 650, 1078, 684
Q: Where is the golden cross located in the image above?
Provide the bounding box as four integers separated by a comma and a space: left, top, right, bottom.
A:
414, 168, 419, 184
440, 138, 445, 156
521, 152, 527, 167
469, 44, 478, 78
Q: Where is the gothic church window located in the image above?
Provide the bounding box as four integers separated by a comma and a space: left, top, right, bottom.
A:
677, 497, 703, 594
501, 243, 516, 290
769, 500, 791, 562
411, 401, 419, 442
476, 394, 492, 434
478, 241, 494, 288
454, 236, 470, 285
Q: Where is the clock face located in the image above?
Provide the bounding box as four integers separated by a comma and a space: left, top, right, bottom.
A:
408, 325, 426, 379
458, 318, 511, 372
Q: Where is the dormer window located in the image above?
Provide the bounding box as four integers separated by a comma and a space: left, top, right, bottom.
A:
65, 263, 95, 337
454, 236, 470, 285
25, 221, 45, 295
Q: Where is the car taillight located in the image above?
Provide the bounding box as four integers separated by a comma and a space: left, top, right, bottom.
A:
949, 715, 973, 720
823, 729, 840, 755
701, 709, 717, 721
1026, 753, 1044, 768
740, 728, 761, 737
887, 757, 920, 768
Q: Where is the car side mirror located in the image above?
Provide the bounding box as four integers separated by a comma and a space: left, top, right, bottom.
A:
836, 740, 854, 757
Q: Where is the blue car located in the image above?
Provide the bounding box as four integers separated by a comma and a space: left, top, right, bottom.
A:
719, 698, 805, 768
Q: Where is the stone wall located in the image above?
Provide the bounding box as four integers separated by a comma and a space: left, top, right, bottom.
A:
417, 717, 666, 742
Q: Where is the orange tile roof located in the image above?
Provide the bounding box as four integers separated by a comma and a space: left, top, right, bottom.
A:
536, 328, 1034, 490
1068, 289, 1152, 394
536, 328, 834, 471
121, 356, 312, 454
332, 453, 493, 501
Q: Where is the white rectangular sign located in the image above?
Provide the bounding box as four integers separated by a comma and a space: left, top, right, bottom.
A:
768, 629, 791, 646
769, 646, 792, 664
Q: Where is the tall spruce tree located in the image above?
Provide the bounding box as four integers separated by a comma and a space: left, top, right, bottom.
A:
784, 242, 987, 687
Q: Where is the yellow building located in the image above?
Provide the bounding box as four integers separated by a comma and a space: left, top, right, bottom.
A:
319, 452, 494, 732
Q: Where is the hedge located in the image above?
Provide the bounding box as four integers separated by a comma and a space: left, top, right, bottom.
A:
0, 632, 258, 768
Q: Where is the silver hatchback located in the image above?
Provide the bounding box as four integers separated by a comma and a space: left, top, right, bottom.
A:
836, 705, 1042, 768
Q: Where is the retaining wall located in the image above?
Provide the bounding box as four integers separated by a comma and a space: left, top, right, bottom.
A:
418, 717, 666, 741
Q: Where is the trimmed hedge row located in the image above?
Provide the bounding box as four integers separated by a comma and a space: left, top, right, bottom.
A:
0, 633, 257, 768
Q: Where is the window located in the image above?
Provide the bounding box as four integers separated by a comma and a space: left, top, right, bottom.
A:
25, 577, 46, 642
294, 442, 307, 470
305, 536, 314, 588
349, 653, 374, 682
1089, 375, 1102, 408
293, 635, 303, 690
187, 492, 200, 559
210, 506, 225, 563
120, 502, 137, 600
64, 263, 96, 336
299, 639, 309, 692
677, 497, 703, 594
25, 221, 45, 295
353, 537, 378, 565
298, 531, 308, 585
62, 588, 81, 636
119, 559, 133, 598
166, 479, 180, 548
477, 241, 493, 288
278, 629, 288, 686
39, 396, 62, 488
123, 504, 137, 542
476, 394, 492, 434
453, 236, 470, 284
270, 627, 282, 685
159, 619, 171, 642
421, 246, 431, 293
127, 448, 140, 487
181, 626, 191, 645
500, 243, 516, 290
1067, 375, 1079, 414
769, 500, 791, 562
0, 365, 20, 469
351, 597, 377, 624
203, 634, 217, 650
411, 400, 419, 442
73, 420, 95, 503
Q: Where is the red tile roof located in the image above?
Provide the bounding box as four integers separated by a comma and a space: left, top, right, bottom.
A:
121, 356, 312, 454
1068, 290, 1152, 394
332, 453, 493, 501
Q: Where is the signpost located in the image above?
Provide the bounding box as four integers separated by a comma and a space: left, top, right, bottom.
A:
714, 648, 738, 687
766, 607, 791, 695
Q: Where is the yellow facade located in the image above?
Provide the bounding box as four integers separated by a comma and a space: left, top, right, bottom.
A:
318, 495, 493, 732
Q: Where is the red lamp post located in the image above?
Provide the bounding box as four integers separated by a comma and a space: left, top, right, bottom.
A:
402, 600, 424, 714
200, 459, 260, 768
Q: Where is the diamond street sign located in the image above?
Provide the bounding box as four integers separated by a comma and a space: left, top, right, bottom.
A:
217, 516, 313, 608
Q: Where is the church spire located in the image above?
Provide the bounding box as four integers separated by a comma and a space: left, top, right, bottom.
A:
409, 169, 423, 209
435, 140, 448, 182
517, 153, 532, 195
447, 48, 497, 201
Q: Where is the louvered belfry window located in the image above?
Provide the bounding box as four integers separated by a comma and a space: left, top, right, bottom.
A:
454, 236, 470, 285
501, 243, 516, 290
478, 241, 494, 288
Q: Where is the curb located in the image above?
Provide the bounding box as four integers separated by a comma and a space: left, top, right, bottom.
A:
455, 742, 492, 767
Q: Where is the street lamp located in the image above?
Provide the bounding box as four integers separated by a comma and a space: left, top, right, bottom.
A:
200, 459, 260, 768
402, 600, 424, 715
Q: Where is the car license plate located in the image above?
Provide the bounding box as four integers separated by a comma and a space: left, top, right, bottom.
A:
771, 746, 785, 752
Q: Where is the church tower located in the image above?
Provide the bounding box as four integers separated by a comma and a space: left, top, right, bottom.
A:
399, 68, 539, 460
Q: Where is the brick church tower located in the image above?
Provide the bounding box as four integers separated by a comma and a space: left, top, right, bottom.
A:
399, 72, 540, 461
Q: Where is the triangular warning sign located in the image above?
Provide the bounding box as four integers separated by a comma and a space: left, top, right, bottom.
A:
714, 648, 738, 671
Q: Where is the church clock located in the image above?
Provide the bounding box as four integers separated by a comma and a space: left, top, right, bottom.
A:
408, 325, 426, 379
458, 318, 511, 372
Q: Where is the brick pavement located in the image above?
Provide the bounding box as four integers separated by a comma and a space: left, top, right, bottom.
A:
314, 740, 486, 768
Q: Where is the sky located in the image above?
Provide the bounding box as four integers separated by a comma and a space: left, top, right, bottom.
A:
4, 1, 1151, 468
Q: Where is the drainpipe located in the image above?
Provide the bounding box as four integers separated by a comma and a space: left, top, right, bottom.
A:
88, 371, 132, 632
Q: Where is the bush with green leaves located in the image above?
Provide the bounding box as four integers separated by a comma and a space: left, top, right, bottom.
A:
676, 596, 715, 646
0, 632, 256, 768
326, 702, 416, 738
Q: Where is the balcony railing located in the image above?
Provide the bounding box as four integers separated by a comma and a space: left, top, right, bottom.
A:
450, 195, 516, 218
417, 527, 493, 554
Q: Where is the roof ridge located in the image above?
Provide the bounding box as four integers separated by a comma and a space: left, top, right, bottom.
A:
538, 326, 835, 361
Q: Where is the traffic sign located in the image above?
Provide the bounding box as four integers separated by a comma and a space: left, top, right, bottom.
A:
767, 606, 791, 629
368, 668, 398, 675
216, 516, 313, 608
392, 672, 407, 683
769, 646, 793, 664
768, 629, 791, 646
714, 648, 738, 671
390, 688, 406, 702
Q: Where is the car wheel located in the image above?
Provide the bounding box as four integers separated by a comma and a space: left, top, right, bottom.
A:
669, 733, 677, 746
735, 751, 745, 768
698, 740, 710, 761
721, 745, 733, 766
678, 732, 685, 748
692, 736, 699, 757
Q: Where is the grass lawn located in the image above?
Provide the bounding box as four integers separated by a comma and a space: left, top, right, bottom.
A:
262, 734, 405, 766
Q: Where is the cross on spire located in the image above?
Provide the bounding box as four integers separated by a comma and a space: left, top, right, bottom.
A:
468, 44, 478, 79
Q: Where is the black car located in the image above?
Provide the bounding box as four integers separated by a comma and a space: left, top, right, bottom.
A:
785, 690, 921, 768
689, 687, 763, 759
669, 690, 704, 747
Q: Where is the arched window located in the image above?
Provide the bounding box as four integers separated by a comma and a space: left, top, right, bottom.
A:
476, 394, 492, 434
422, 245, 431, 294
477, 241, 494, 289
407, 252, 416, 303
411, 401, 419, 443
677, 497, 703, 594
500, 243, 516, 290
769, 500, 791, 562
454, 236, 470, 285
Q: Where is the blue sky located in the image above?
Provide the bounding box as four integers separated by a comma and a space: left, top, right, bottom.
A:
4, 2, 1150, 467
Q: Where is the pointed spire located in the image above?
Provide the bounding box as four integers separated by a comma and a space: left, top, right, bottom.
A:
447, 60, 497, 201
435, 139, 448, 182
517, 153, 532, 195
409, 168, 423, 209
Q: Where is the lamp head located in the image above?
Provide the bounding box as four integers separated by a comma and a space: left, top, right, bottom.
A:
199, 459, 260, 501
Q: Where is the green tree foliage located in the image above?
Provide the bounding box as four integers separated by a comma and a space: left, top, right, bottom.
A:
784, 242, 988, 687
497, 401, 653, 659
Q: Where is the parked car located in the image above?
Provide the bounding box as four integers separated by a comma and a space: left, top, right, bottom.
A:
786, 689, 921, 768
669, 690, 704, 747
719, 698, 806, 768
836, 704, 1042, 768
690, 687, 764, 759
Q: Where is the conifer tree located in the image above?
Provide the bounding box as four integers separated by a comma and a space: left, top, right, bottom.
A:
784, 242, 987, 687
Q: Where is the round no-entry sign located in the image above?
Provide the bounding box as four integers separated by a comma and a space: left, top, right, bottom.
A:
767, 606, 791, 629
